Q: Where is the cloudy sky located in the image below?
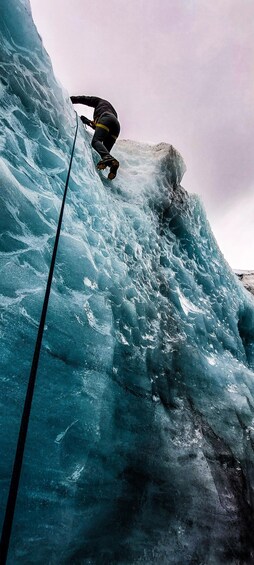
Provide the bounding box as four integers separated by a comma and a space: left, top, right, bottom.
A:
30, 0, 254, 269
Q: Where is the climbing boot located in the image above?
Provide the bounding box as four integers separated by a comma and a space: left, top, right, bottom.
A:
96, 156, 114, 170
108, 159, 119, 180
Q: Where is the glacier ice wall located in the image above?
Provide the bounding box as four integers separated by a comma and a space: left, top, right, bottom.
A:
1, 1, 254, 564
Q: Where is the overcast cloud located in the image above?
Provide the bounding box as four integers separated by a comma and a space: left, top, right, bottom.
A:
29, 0, 254, 269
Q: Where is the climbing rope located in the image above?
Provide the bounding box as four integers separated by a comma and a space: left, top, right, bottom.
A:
0, 112, 79, 564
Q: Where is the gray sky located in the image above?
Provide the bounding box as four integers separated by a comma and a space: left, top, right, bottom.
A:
30, 0, 254, 269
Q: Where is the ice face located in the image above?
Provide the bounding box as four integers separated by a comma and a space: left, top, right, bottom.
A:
1, 1, 254, 564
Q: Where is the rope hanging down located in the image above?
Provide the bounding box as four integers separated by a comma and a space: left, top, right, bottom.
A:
0, 112, 79, 565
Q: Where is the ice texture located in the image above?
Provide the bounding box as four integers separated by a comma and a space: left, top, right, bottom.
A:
235, 271, 254, 297
1, 1, 254, 564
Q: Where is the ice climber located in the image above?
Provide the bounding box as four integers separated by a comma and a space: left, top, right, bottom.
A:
70, 95, 120, 180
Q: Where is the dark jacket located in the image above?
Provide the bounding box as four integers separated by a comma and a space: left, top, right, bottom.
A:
70, 96, 118, 122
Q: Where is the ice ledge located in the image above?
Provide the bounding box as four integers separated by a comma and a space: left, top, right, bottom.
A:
114, 139, 186, 196
153, 142, 186, 187
235, 271, 254, 297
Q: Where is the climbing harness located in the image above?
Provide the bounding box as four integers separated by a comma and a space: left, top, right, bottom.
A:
95, 122, 118, 140
0, 112, 79, 565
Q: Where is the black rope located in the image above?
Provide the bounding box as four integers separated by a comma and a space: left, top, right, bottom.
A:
0, 112, 79, 564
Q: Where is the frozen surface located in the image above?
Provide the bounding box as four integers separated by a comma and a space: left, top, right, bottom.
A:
1, 1, 254, 564
235, 271, 254, 297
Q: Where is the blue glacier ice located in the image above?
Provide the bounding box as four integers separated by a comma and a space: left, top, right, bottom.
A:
1, 1, 254, 564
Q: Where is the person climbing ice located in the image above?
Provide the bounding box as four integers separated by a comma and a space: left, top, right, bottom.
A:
70, 95, 120, 180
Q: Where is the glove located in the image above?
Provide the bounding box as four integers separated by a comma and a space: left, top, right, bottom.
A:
80, 115, 91, 126
80, 116, 96, 129
70, 96, 77, 103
